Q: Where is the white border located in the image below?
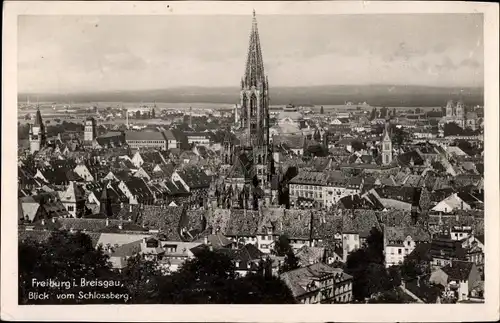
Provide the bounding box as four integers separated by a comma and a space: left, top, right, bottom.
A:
2, 1, 499, 322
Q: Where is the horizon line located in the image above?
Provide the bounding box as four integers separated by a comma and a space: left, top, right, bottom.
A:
19, 83, 485, 95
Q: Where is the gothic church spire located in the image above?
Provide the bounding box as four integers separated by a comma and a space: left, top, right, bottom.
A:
244, 10, 265, 87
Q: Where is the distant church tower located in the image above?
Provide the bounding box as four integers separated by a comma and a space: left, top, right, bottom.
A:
84, 117, 97, 147
381, 117, 392, 165
29, 107, 46, 154
445, 100, 455, 118
238, 10, 273, 186
455, 100, 465, 120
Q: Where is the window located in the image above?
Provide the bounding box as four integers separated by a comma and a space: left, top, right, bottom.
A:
398, 248, 402, 255
67, 205, 74, 211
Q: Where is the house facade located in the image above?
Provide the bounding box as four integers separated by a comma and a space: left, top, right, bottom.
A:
280, 263, 353, 304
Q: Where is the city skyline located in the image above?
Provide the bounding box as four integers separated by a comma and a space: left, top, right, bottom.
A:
18, 13, 484, 94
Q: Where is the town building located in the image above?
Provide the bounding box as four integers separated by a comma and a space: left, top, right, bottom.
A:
280, 263, 353, 304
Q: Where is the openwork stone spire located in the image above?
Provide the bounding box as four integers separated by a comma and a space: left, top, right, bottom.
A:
243, 10, 265, 87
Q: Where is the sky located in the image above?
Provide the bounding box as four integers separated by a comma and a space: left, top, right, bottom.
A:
18, 14, 484, 93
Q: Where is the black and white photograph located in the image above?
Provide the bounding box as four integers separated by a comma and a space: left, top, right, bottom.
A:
2, 1, 499, 321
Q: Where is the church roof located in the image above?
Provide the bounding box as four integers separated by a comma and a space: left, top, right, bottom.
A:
34, 107, 44, 127
243, 11, 266, 87
228, 151, 255, 180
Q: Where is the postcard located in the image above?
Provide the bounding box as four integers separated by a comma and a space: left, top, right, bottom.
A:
2, 1, 499, 322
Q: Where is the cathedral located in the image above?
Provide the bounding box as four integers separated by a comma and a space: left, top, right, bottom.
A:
217, 11, 279, 210
440, 99, 478, 130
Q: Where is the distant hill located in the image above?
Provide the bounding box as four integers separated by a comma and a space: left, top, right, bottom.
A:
19, 84, 484, 107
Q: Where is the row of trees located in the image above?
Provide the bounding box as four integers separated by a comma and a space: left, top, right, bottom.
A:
369, 107, 397, 120
344, 228, 405, 303
19, 231, 297, 304
132, 109, 156, 119
443, 122, 479, 137
18, 121, 86, 141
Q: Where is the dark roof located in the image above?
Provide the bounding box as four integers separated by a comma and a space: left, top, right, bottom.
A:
407, 242, 432, 262
225, 209, 261, 236
140, 205, 184, 240
338, 194, 375, 210
228, 150, 255, 180
216, 244, 264, 271
429, 237, 467, 260
124, 178, 154, 202
375, 186, 422, 205
397, 150, 425, 167
176, 167, 211, 189
442, 261, 475, 281
141, 151, 166, 165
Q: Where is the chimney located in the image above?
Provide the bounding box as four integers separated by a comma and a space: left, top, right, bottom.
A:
204, 236, 209, 245
106, 218, 110, 226
41, 218, 45, 226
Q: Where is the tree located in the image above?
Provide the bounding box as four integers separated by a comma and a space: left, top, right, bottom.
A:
280, 250, 300, 274
313, 129, 321, 142
443, 122, 465, 136
273, 235, 292, 256
387, 265, 402, 288
368, 288, 410, 303
415, 108, 421, 114
390, 125, 410, 147
230, 273, 297, 304
151, 108, 156, 119
305, 143, 328, 157
365, 227, 384, 264
351, 140, 364, 152
344, 227, 389, 301
158, 249, 296, 304
135, 110, 141, 119
273, 235, 300, 274
19, 231, 127, 304
320, 106, 324, 114
370, 108, 377, 120
380, 107, 388, 119
120, 254, 162, 303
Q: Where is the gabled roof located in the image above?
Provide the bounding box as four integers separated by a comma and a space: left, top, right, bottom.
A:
59, 181, 85, 203
385, 226, 431, 244
176, 166, 211, 189
140, 205, 184, 240
280, 263, 352, 298
228, 151, 255, 180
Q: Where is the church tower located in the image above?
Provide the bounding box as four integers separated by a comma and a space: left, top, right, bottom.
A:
238, 10, 272, 187
100, 183, 113, 218
381, 117, 392, 165
29, 107, 46, 154
84, 117, 97, 147
222, 131, 234, 166
239, 10, 270, 149
445, 100, 454, 118
455, 100, 465, 127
